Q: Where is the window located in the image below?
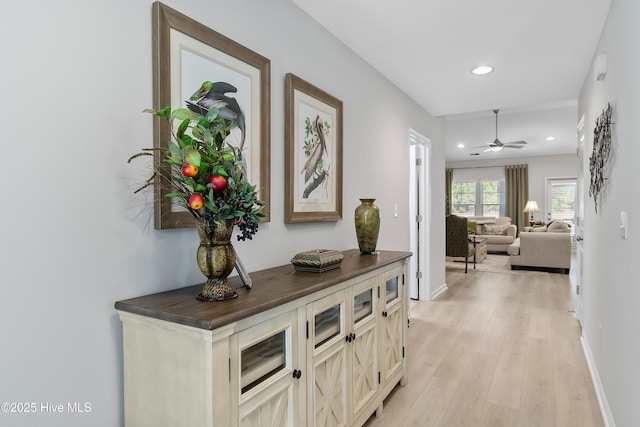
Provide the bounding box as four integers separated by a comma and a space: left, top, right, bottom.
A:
450, 167, 505, 217
547, 179, 577, 224
482, 180, 505, 217
451, 179, 505, 217
451, 181, 476, 215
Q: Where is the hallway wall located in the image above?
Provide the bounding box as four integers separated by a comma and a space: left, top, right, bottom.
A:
578, 0, 640, 425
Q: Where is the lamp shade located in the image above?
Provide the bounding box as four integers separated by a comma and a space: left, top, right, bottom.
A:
522, 200, 540, 213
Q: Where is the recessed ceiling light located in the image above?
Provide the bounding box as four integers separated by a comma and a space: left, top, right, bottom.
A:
545, 136, 555, 141
457, 143, 465, 149
471, 65, 494, 76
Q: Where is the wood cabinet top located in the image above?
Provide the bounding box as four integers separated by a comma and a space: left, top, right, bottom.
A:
115, 249, 411, 330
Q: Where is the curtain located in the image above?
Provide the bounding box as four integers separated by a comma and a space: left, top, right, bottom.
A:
445, 168, 453, 216
505, 164, 528, 232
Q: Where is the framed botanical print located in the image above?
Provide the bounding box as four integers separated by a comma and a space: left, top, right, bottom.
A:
285, 73, 343, 223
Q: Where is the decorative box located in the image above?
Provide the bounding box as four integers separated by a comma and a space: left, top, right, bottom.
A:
291, 249, 344, 273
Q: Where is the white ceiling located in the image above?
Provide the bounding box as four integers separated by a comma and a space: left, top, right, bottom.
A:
290, 0, 612, 161
444, 102, 579, 161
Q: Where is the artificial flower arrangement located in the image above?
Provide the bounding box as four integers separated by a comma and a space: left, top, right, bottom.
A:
129, 96, 266, 240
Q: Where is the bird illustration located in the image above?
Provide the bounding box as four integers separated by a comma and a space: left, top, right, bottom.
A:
185, 81, 246, 149
302, 115, 327, 183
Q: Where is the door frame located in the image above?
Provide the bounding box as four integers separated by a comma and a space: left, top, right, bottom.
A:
574, 114, 586, 324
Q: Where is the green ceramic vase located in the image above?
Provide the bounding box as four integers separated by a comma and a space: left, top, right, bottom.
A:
195, 218, 237, 301
354, 198, 380, 254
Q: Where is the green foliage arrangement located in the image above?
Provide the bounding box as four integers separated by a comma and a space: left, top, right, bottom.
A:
129, 105, 266, 240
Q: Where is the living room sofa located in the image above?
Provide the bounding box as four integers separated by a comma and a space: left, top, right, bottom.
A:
468, 216, 517, 253
507, 220, 572, 273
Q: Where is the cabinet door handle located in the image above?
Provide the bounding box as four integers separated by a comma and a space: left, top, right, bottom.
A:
292, 369, 302, 379
350, 332, 356, 341
382, 311, 388, 318
345, 334, 352, 343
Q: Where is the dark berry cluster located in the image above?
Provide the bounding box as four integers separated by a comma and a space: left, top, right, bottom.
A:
202, 196, 260, 241
236, 217, 259, 241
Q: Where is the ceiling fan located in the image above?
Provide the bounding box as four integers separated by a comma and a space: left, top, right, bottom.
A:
473, 109, 527, 152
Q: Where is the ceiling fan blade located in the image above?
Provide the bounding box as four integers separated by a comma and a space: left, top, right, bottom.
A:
491, 110, 527, 150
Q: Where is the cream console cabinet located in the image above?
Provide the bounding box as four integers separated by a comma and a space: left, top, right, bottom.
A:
115, 250, 410, 427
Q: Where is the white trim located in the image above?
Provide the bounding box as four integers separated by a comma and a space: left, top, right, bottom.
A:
430, 283, 448, 300
581, 335, 616, 427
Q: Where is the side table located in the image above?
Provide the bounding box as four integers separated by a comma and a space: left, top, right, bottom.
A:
469, 236, 487, 263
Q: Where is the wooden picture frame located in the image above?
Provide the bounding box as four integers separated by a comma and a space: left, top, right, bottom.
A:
151, 2, 270, 229
285, 73, 343, 223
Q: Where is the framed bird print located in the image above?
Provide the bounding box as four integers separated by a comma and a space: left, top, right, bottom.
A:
285, 73, 343, 223
151, 2, 270, 229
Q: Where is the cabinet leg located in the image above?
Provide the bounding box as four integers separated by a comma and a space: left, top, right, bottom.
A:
375, 401, 384, 417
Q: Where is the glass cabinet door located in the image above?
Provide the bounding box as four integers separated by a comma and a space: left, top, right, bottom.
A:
236, 310, 301, 427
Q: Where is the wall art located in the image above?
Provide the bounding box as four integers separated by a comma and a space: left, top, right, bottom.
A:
151, 2, 271, 228
588, 102, 613, 213
285, 73, 343, 223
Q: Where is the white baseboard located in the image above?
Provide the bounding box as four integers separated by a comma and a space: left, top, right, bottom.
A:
581, 335, 616, 427
430, 282, 448, 300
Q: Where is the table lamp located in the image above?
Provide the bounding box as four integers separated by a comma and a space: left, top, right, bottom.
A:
523, 200, 540, 226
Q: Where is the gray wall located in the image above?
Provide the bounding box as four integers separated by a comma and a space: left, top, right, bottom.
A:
0, 1, 444, 425
578, 0, 640, 425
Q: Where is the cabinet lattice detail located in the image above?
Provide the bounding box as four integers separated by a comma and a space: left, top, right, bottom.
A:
384, 308, 403, 380
240, 386, 290, 427
352, 326, 377, 412
314, 348, 346, 426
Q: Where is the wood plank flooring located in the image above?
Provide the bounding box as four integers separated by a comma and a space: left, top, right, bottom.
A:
364, 255, 603, 427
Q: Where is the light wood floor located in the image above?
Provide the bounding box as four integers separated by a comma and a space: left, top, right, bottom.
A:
364, 255, 604, 427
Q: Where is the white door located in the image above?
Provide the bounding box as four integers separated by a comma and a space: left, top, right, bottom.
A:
408, 130, 429, 300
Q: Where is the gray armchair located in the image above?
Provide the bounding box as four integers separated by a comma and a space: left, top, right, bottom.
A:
446, 215, 476, 273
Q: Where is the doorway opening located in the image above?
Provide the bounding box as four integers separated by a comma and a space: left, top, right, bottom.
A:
408, 129, 430, 300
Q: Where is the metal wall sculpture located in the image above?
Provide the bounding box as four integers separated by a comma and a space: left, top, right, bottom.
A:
589, 102, 613, 213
